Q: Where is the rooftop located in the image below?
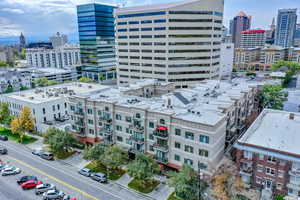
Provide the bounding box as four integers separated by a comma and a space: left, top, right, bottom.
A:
18, 67, 75, 76
4, 82, 108, 104
238, 109, 300, 157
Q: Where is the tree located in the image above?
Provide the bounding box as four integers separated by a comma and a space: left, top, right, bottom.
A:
18, 106, 35, 133
169, 165, 207, 200
48, 130, 77, 155
0, 102, 12, 125
3, 85, 13, 93
47, 80, 58, 86
34, 77, 49, 87
259, 84, 286, 110
0, 61, 8, 67
212, 173, 230, 200
83, 143, 107, 165
272, 61, 300, 74
101, 146, 128, 175
127, 153, 159, 184
43, 127, 61, 144
79, 77, 93, 83
99, 74, 106, 82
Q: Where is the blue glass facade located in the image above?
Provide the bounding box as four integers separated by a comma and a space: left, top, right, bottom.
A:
275, 9, 297, 47
77, 3, 116, 81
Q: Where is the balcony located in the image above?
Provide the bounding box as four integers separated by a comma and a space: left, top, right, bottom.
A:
153, 143, 169, 152
129, 136, 145, 144
153, 130, 168, 138
73, 127, 85, 136
101, 128, 113, 135
74, 110, 84, 116
289, 169, 300, 177
129, 148, 144, 154
133, 125, 144, 132
75, 120, 85, 127
154, 156, 168, 164
240, 167, 253, 176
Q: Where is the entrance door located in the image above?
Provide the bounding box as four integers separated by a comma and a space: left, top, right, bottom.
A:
265, 179, 273, 190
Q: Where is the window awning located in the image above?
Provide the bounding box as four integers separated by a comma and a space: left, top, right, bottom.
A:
157, 126, 168, 131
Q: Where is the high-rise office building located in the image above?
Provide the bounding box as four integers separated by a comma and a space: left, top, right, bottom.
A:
275, 9, 297, 47
77, 3, 116, 82
232, 11, 251, 48
240, 30, 266, 48
115, 0, 224, 88
266, 18, 276, 45
294, 24, 300, 47
19, 33, 26, 48
229, 19, 234, 35
50, 32, 68, 48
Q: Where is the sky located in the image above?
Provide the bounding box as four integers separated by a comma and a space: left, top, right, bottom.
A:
0, 0, 299, 44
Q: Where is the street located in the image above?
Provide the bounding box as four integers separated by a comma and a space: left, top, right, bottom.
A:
0, 140, 150, 200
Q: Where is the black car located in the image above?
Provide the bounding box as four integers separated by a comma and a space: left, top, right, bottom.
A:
17, 176, 38, 185
0, 146, 7, 155
0, 136, 8, 141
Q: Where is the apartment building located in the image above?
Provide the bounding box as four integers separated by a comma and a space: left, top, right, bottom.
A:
115, 0, 224, 88
291, 48, 300, 63
26, 44, 81, 69
67, 78, 270, 174
234, 48, 260, 71
0, 82, 106, 132
259, 45, 288, 71
240, 30, 266, 48
0, 69, 31, 93
235, 109, 300, 198
220, 43, 234, 77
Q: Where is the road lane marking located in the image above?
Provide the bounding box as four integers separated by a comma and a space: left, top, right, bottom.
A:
7, 156, 99, 200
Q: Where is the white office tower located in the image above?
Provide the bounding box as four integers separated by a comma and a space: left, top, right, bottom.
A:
50, 32, 68, 48
115, 0, 224, 88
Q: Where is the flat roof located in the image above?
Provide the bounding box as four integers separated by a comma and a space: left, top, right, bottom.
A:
238, 109, 300, 157
3, 82, 108, 104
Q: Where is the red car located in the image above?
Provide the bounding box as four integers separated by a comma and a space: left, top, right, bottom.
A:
21, 180, 43, 190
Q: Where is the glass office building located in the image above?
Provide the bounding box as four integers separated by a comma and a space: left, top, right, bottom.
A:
77, 3, 116, 82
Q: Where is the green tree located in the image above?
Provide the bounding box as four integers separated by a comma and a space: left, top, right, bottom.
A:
0, 102, 12, 125
47, 80, 58, 86
43, 127, 61, 144
127, 153, 159, 184
35, 77, 49, 87
3, 85, 13, 93
101, 146, 128, 175
0, 61, 8, 67
99, 74, 106, 82
83, 143, 107, 164
169, 165, 207, 200
79, 77, 93, 83
260, 84, 286, 110
20, 49, 26, 59
272, 61, 300, 74
48, 130, 77, 155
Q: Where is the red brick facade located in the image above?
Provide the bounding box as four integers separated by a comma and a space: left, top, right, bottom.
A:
236, 149, 291, 195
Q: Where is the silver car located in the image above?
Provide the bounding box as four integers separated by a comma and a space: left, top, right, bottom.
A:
2, 167, 21, 176
42, 189, 64, 200
35, 183, 56, 195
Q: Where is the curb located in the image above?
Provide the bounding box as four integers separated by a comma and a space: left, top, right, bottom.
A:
114, 182, 155, 200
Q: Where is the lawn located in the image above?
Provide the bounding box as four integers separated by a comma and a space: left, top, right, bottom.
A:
0, 126, 37, 144
85, 161, 125, 181
43, 146, 76, 160
128, 178, 160, 194
167, 192, 181, 200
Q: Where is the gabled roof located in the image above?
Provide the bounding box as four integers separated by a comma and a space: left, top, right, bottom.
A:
116, 0, 200, 14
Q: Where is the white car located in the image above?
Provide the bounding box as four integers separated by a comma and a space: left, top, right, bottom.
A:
42, 189, 64, 200
1, 167, 21, 176
35, 183, 56, 195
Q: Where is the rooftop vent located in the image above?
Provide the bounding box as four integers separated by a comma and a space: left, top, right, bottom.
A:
289, 113, 295, 120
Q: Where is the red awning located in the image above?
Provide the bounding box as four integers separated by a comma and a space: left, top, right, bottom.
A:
157, 126, 168, 131
167, 163, 182, 170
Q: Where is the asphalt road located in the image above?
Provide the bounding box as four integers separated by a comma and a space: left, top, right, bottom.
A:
0, 141, 149, 200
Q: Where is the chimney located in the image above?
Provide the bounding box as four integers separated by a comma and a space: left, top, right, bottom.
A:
289, 113, 295, 120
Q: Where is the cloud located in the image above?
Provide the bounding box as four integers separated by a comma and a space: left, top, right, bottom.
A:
1, 8, 24, 14
0, 17, 22, 37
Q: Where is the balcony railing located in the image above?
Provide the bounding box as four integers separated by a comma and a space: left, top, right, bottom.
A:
153, 143, 169, 152
74, 110, 84, 116
75, 121, 85, 127
129, 148, 144, 154
154, 156, 168, 164
129, 136, 145, 144
153, 130, 168, 138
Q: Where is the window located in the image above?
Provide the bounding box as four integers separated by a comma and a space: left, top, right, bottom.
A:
141, 20, 152, 24
175, 129, 181, 136
185, 132, 194, 140
198, 162, 207, 170
116, 114, 122, 120
259, 154, 264, 160
154, 27, 166, 30
199, 149, 209, 157
266, 167, 275, 176
116, 125, 122, 131
149, 145, 154, 151
125, 116, 132, 122
184, 145, 194, 153
174, 154, 180, 161
149, 122, 154, 128
141, 27, 152, 31
87, 109, 93, 114
243, 151, 252, 160
257, 165, 264, 172
199, 135, 209, 144
88, 119, 93, 125
256, 177, 263, 184
278, 171, 284, 178
64, 103, 67, 108
154, 19, 166, 23
159, 119, 165, 125
117, 136, 123, 142
89, 129, 94, 134
43, 108, 46, 114
135, 113, 141, 118
175, 142, 181, 149
267, 156, 277, 163
52, 105, 55, 111
149, 134, 154, 140
184, 158, 193, 166
118, 11, 166, 19
70, 106, 75, 111
129, 21, 139, 24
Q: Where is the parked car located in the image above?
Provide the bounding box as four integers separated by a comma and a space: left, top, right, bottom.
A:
21, 180, 43, 190
0, 146, 7, 154
42, 189, 64, 200
78, 168, 91, 177
32, 148, 44, 156
0, 136, 8, 141
2, 167, 21, 176
90, 173, 107, 183
0, 163, 9, 172
35, 183, 55, 195
63, 195, 77, 200
17, 176, 38, 185
41, 152, 54, 161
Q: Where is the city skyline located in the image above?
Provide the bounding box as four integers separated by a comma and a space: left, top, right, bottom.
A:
0, 0, 299, 44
